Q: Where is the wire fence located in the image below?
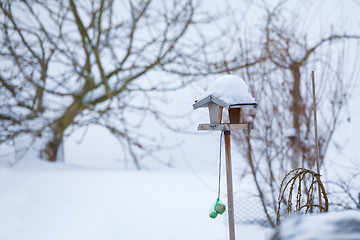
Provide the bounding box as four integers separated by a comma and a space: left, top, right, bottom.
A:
224, 196, 276, 228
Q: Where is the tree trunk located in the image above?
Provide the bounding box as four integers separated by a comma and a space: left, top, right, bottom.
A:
289, 63, 302, 168
42, 100, 86, 161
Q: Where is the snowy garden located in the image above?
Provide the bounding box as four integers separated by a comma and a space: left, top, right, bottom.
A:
1, 1, 360, 239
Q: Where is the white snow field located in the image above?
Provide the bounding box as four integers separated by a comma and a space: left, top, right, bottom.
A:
0, 158, 270, 240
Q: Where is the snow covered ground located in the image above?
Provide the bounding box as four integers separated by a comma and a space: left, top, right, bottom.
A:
271, 211, 360, 240
0, 158, 270, 240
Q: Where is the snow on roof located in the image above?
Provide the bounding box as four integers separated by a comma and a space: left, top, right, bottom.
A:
202, 75, 256, 105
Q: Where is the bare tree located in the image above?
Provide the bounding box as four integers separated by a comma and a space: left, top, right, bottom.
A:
208, 1, 360, 226
0, 0, 218, 168
326, 159, 360, 210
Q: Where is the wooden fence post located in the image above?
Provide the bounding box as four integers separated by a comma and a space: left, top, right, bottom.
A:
224, 130, 235, 240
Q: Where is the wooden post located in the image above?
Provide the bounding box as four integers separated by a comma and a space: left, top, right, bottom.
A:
224, 130, 235, 240
311, 71, 322, 209
311, 71, 320, 175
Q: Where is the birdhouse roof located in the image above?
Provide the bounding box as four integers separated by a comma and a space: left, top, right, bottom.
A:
193, 75, 257, 110
193, 95, 257, 110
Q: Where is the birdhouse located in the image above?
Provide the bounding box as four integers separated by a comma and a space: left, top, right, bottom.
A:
193, 95, 257, 124
193, 75, 258, 240
193, 75, 257, 130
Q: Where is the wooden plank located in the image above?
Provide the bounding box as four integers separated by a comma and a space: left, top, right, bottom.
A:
210, 95, 230, 109
193, 95, 211, 109
224, 130, 235, 240
228, 108, 241, 124
197, 123, 252, 131
193, 95, 231, 110
208, 102, 223, 124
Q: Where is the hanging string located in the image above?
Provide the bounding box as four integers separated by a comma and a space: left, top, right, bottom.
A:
217, 131, 224, 199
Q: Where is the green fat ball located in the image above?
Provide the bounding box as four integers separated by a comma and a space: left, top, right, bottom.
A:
215, 201, 226, 214
209, 211, 218, 219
